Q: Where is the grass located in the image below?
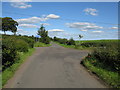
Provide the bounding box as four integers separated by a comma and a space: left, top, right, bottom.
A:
81, 58, 119, 88
34, 42, 51, 47
56, 42, 93, 51
2, 48, 35, 87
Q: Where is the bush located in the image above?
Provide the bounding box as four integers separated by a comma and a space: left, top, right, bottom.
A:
15, 39, 29, 52
67, 38, 75, 45
2, 34, 35, 71
2, 37, 19, 70
19, 37, 35, 48
92, 45, 119, 71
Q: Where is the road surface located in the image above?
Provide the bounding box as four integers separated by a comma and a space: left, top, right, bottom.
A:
4, 43, 106, 88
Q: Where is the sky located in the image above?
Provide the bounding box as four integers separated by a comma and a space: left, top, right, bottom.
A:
1, 0, 119, 40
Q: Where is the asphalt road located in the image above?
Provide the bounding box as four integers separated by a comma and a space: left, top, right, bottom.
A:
4, 43, 106, 88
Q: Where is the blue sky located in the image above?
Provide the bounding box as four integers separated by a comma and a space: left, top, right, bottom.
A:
2, 1, 118, 40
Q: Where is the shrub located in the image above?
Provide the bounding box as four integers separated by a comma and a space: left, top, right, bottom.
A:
67, 38, 75, 45
92, 45, 119, 71
15, 39, 29, 52
2, 37, 19, 70
19, 37, 35, 48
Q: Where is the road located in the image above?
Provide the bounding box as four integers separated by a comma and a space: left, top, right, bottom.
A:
4, 43, 106, 88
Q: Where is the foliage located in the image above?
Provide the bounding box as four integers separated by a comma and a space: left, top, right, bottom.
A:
67, 38, 75, 45
92, 45, 119, 71
15, 39, 29, 52
34, 42, 51, 47
2, 34, 35, 71
2, 37, 19, 70
2, 48, 35, 87
53, 36, 75, 45
38, 25, 50, 44
2, 17, 18, 35
79, 34, 83, 39
81, 55, 119, 88
80, 40, 119, 88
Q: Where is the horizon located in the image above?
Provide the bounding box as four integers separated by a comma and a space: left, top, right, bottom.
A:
1, 1, 118, 40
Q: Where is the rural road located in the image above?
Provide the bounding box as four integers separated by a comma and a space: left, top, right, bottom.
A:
4, 43, 106, 88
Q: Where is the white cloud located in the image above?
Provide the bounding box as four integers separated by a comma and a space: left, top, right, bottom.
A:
16, 14, 60, 24
110, 27, 118, 29
48, 29, 64, 32
81, 30, 87, 32
16, 17, 47, 24
17, 28, 30, 35
66, 22, 103, 30
92, 31, 103, 33
11, 2, 32, 9
84, 8, 98, 16
19, 24, 38, 28
10, 0, 32, 9
10, 0, 32, 2
46, 14, 60, 19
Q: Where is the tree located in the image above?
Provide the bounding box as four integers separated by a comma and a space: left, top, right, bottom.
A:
79, 34, 83, 39
37, 24, 50, 44
67, 38, 75, 45
2, 17, 18, 35
78, 34, 83, 45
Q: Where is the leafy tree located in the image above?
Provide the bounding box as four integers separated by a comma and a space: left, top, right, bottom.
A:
38, 24, 50, 44
2, 17, 18, 35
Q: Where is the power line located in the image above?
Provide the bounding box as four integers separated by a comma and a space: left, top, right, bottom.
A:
2, 11, 119, 26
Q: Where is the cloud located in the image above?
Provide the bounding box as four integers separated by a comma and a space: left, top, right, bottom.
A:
19, 24, 38, 28
48, 29, 64, 32
110, 27, 118, 29
16, 14, 60, 24
11, 2, 32, 9
84, 8, 98, 16
16, 17, 47, 24
81, 30, 87, 32
66, 22, 103, 30
46, 14, 60, 19
17, 28, 30, 35
92, 31, 103, 33
10, 1, 32, 9
10, 0, 32, 2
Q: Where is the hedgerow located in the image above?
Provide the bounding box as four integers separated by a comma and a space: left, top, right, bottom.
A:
2, 34, 35, 71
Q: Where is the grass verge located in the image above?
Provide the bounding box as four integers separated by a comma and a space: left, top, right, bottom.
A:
2, 48, 35, 87
34, 42, 51, 47
81, 58, 119, 88
56, 42, 93, 51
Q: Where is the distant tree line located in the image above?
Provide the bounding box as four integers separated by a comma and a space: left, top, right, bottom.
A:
52, 36, 75, 45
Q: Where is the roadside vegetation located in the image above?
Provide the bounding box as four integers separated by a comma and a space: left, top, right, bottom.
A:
1, 17, 119, 88
1, 17, 51, 87
53, 36, 119, 88
34, 42, 51, 47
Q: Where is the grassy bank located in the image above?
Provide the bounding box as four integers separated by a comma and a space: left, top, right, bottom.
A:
2, 48, 35, 86
34, 42, 51, 47
81, 57, 119, 88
